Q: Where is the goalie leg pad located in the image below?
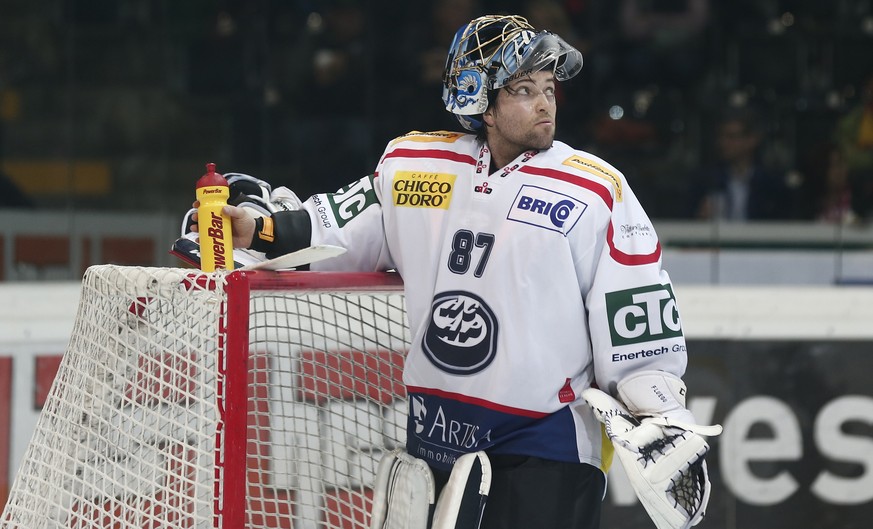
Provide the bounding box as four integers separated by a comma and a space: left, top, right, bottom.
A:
431, 451, 491, 529
369, 449, 435, 529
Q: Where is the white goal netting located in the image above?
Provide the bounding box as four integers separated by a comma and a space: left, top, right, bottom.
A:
0, 265, 409, 529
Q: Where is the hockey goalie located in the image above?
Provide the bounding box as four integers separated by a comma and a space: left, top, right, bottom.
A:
583, 371, 722, 529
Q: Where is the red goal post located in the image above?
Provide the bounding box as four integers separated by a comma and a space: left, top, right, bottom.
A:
0, 265, 408, 529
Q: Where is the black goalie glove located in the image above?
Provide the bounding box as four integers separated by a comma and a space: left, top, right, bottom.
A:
582, 371, 722, 529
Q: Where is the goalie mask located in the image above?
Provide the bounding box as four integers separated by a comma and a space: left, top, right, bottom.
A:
441, 14, 583, 131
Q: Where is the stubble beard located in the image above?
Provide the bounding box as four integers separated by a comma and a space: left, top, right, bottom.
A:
487, 113, 556, 161
493, 127, 554, 163
526, 126, 555, 151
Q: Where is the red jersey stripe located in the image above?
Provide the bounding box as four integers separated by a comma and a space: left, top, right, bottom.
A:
384, 148, 477, 166
406, 385, 549, 419
520, 165, 614, 208
520, 165, 661, 265
607, 222, 662, 265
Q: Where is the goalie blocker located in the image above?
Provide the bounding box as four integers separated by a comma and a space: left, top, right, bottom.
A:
583, 370, 723, 529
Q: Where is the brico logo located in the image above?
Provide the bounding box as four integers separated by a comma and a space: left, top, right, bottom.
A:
393, 171, 456, 209
507, 185, 586, 234
606, 284, 683, 345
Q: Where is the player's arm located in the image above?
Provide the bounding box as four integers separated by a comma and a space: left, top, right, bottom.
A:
187, 170, 389, 266
298, 173, 392, 271
579, 171, 687, 394
579, 170, 696, 416
234, 174, 390, 271
576, 173, 720, 528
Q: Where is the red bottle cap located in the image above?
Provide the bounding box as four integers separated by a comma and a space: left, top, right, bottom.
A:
196, 162, 228, 188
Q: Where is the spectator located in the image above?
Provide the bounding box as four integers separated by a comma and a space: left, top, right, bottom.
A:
688, 107, 796, 220
833, 73, 873, 221
802, 143, 857, 224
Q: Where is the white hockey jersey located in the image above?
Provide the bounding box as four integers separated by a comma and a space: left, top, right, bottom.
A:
302, 131, 688, 472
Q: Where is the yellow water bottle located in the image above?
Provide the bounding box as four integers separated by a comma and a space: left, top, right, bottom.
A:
196, 162, 234, 271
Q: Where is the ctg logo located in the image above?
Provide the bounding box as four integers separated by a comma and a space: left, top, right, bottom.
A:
605, 284, 683, 345
507, 185, 586, 234
422, 291, 498, 375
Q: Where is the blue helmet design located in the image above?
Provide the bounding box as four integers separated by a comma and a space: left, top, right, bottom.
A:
441, 15, 584, 131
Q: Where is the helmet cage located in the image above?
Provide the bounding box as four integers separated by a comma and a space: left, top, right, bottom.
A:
441, 15, 583, 130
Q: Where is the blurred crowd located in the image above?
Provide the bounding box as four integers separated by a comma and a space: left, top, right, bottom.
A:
1, 0, 873, 223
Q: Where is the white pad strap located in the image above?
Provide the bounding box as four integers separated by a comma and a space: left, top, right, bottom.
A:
369, 449, 435, 529
432, 451, 491, 529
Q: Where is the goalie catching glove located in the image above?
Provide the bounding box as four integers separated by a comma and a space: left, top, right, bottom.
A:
582, 371, 722, 529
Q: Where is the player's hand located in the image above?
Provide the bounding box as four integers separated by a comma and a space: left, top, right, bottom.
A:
187, 200, 201, 233
223, 205, 256, 249
188, 202, 257, 249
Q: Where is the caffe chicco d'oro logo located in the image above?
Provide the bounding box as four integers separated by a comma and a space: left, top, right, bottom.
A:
393, 171, 455, 209
422, 291, 498, 375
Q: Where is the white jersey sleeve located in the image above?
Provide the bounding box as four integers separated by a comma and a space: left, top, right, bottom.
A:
299, 173, 395, 272
563, 153, 688, 396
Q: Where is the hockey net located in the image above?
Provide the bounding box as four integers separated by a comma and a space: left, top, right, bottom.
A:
0, 265, 409, 529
